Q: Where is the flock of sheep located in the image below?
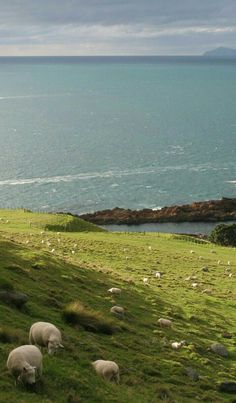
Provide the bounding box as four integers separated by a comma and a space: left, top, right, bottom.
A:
7, 285, 179, 388
7, 321, 120, 386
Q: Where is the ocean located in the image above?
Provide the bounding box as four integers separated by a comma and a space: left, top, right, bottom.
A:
0, 56, 235, 216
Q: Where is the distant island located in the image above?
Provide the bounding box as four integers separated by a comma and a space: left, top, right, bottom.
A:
203, 47, 236, 57
80, 197, 236, 225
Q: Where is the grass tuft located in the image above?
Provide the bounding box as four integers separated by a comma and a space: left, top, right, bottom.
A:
62, 301, 119, 334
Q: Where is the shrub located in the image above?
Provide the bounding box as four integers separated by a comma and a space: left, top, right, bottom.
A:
62, 301, 119, 334
209, 223, 236, 246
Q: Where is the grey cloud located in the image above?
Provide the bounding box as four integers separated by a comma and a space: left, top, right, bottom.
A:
0, 0, 235, 26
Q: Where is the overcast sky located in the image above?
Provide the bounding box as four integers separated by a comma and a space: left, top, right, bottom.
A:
0, 0, 235, 55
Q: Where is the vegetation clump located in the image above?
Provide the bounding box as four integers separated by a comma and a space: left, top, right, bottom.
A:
209, 223, 236, 246
63, 301, 119, 334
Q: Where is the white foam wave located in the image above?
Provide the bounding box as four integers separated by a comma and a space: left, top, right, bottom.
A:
0, 93, 72, 101
0, 163, 229, 187
226, 180, 236, 184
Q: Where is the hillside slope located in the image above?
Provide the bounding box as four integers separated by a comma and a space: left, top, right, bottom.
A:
0, 210, 235, 402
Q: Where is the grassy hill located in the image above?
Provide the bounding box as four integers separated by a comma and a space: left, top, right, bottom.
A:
0, 209, 235, 402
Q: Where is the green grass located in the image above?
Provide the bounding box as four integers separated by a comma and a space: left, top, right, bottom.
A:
0, 209, 235, 402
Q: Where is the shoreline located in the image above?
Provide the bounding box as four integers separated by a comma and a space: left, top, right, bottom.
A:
79, 197, 236, 226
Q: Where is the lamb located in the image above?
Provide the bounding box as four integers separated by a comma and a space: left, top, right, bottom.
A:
171, 340, 186, 350
110, 306, 124, 317
108, 287, 121, 295
7, 345, 42, 385
92, 360, 120, 384
29, 322, 64, 355
158, 318, 172, 327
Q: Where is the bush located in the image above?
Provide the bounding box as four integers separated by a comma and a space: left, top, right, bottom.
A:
209, 223, 236, 246
62, 301, 119, 334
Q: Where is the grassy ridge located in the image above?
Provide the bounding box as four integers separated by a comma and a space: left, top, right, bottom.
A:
0, 209, 235, 402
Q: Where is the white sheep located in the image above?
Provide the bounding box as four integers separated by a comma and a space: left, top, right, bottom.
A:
155, 272, 161, 279
108, 288, 121, 295
158, 318, 172, 327
7, 345, 42, 385
171, 340, 186, 350
110, 306, 124, 317
29, 322, 64, 355
143, 277, 149, 285
192, 283, 198, 288
92, 360, 120, 384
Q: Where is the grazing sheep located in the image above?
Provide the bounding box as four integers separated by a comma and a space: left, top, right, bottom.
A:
92, 360, 120, 383
108, 288, 121, 295
171, 341, 186, 350
7, 345, 42, 385
229, 273, 233, 278
227, 261, 231, 266
154, 272, 161, 279
158, 318, 172, 327
192, 283, 198, 288
29, 322, 64, 355
143, 277, 149, 285
148, 246, 152, 251
110, 306, 124, 317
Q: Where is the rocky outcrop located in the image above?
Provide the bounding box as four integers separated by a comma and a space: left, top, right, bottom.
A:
80, 198, 236, 225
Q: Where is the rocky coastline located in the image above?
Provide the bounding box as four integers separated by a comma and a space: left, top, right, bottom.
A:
80, 197, 236, 225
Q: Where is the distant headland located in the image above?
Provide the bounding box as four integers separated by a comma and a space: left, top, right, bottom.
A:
203, 47, 236, 57
79, 197, 236, 225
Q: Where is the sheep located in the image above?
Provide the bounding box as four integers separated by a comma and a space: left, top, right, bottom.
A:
143, 277, 149, 285
71, 250, 75, 255
7, 345, 42, 385
171, 340, 186, 350
29, 322, 64, 355
155, 272, 161, 279
110, 306, 124, 317
92, 360, 120, 384
108, 288, 121, 295
192, 283, 198, 288
158, 318, 172, 327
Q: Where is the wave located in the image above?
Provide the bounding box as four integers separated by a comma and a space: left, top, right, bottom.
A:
0, 93, 72, 101
0, 163, 228, 187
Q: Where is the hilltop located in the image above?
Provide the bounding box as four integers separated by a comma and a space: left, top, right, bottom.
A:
0, 209, 235, 402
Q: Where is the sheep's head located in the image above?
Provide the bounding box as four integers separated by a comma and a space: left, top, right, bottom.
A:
19, 364, 36, 384
48, 339, 64, 355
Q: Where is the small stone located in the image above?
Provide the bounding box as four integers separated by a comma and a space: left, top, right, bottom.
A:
210, 343, 229, 357
185, 367, 199, 381
219, 382, 236, 393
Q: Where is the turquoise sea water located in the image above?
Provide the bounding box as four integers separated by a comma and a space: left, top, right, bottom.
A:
0, 56, 235, 214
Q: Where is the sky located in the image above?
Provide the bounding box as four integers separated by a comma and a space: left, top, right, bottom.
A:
0, 0, 235, 56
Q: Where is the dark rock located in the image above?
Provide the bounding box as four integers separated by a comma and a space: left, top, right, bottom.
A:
202, 266, 209, 272
0, 291, 28, 309
219, 382, 236, 393
222, 332, 232, 339
79, 198, 236, 225
185, 367, 199, 381
210, 343, 229, 357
